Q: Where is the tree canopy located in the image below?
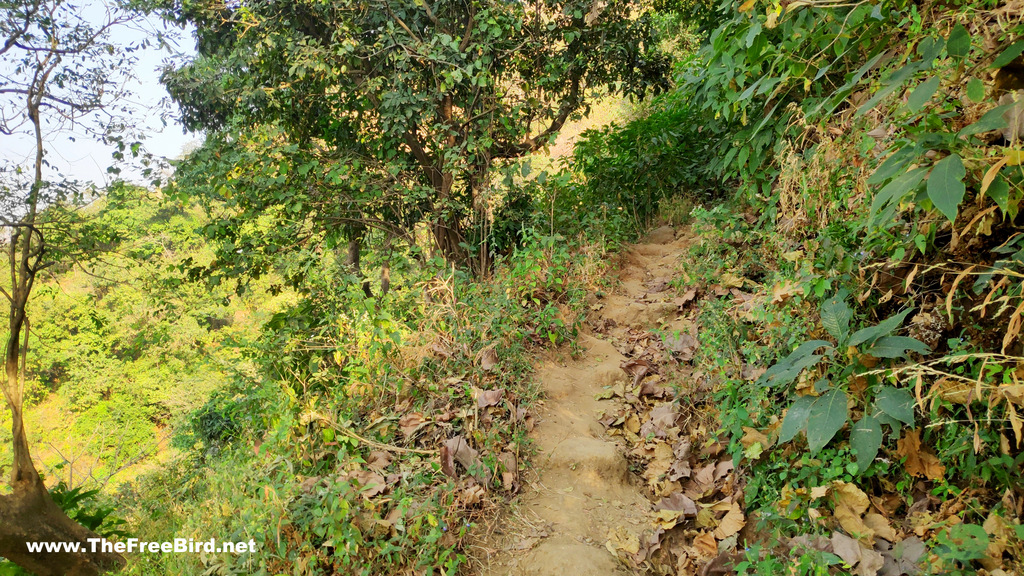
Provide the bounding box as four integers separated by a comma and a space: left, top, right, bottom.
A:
159, 0, 669, 277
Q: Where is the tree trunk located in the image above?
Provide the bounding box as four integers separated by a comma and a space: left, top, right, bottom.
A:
6, 305, 36, 488
0, 481, 126, 576
338, 232, 373, 298
1, 302, 126, 574
379, 261, 391, 298
431, 171, 470, 267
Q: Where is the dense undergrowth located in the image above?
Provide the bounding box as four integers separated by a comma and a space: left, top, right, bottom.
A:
569, 0, 1024, 573
4, 181, 622, 575
115, 214, 622, 574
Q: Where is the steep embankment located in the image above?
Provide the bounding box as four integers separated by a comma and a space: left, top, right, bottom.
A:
479, 225, 700, 575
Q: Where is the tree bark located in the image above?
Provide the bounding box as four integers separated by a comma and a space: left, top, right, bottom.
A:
428, 166, 473, 267
340, 232, 373, 298
0, 482, 126, 576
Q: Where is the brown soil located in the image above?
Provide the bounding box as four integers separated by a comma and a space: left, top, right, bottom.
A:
475, 225, 693, 576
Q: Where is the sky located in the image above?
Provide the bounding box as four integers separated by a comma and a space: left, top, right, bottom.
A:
0, 6, 198, 188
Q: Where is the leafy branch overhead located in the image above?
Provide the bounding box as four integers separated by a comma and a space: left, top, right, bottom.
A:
160, 0, 670, 275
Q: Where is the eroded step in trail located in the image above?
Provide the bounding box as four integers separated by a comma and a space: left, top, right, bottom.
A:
479, 226, 693, 576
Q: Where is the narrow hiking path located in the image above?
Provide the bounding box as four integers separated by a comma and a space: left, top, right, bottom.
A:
478, 225, 700, 576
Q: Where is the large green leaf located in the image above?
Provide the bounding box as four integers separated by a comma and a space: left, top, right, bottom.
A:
875, 386, 916, 425
856, 54, 935, 117
869, 335, 930, 358
780, 395, 816, 444
868, 146, 919, 185
874, 410, 901, 432
927, 154, 966, 222
945, 24, 971, 59
959, 104, 1014, 137
988, 174, 1011, 215
762, 354, 824, 388
757, 340, 833, 388
868, 167, 927, 227
821, 295, 853, 343
850, 414, 882, 470
806, 388, 849, 454
966, 78, 985, 103
992, 39, 1024, 68
848, 308, 915, 347
907, 76, 940, 112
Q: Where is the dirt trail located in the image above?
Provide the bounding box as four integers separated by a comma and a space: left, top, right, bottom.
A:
480, 225, 694, 576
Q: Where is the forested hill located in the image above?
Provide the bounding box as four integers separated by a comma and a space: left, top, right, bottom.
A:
2, 0, 1024, 575
1, 187, 286, 494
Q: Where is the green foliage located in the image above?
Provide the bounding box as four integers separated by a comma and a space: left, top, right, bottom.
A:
158, 0, 669, 267
48, 482, 128, 538
735, 543, 845, 575
933, 523, 992, 572
1, 186, 275, 489
758, 294, 928, 464
122, 219, 592, 574
569, 89, 728, 233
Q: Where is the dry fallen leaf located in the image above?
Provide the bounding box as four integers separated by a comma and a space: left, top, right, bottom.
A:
299, 476, 321, 493
665, 332, 699, 360
621, 358, 656, 386
863, 513, 897, 542
459, 484, 486, 506
498, 451, 518, 492
833, 481, 870, 514
366, 450, 393, 473
606, 526, 641, 557
625, 413, 642, 434
656, 492, 698, 517
646, 277, 670, 293
772, 280, 804, 303
982, 510, 1013, 570
685, 463, 716, 499
676, 287, 698, 308
653, 508, 686, 530
644, 442, 676, 487
479, 346, 499, 371
713, 459, 733, 481
649, 403, 678, 430
693, 531, 718, 557
444, 435, 492, 485
740, 426, 769, 449
476, 388, 505, 408
439, 444, 457, 478
741, 364, 767, 381
897, 428, 946, 480
343, 469, 386, 498
713, 502, 745, 540
832, 481, 875, 544
831, 531, 862, 566
856, 545, 884, 576
720, 272, 745, 288
398, 412, 428, 438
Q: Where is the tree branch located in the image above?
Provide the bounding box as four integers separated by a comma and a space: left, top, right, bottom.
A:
492, 71, 584, 159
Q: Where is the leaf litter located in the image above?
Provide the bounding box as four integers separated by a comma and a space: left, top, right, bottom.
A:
591, 267, 963, 575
